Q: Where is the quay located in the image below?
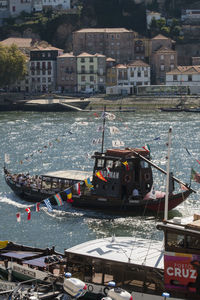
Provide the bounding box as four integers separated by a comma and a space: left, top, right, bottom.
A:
0, 92, 200, 111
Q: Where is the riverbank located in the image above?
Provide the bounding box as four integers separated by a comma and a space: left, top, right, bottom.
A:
0, 92, 200, 111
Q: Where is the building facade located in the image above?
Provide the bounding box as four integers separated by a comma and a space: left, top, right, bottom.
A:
127, 60, 150, 86
77, 52, 106, 93
166, 65, 200, 94
57, 53, 77, 92
73, 28, 136, 64
29, 46, 63, 93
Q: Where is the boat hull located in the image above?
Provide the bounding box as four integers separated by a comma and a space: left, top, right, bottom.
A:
5, 175, 192, 213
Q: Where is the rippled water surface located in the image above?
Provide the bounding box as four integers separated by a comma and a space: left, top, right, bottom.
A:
0, 110, 200, 252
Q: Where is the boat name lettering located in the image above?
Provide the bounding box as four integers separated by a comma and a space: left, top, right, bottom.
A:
166, 266, 196, 279
87, 248, 112, 256
13, 265, 36, 277
101, 171, 119, 179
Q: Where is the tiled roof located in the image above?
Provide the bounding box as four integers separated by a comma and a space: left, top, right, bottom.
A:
128, 60, 150, 67
116, 64, 127, 69
32, 46, 63, 51
75, 28, 132, 33
106, 57, 116, 62
155, 46, 176, 53
58, 53, 75, 58
167, 65, 200, 75
77, 52, 106, 57
152, 34, 169, 40
0, 37, 33, 48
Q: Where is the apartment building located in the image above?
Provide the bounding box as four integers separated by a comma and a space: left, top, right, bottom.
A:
29, 46, 63, 92
151, 46, 177, 84
73, 28, 136, 64
77, 52, 106, 93
57, 53, 77, 92
127, 60, 150, 86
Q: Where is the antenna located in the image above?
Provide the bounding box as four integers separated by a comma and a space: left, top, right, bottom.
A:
164, 127, 172, 221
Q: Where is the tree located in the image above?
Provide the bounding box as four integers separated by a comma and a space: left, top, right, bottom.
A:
0, 44, 27, 88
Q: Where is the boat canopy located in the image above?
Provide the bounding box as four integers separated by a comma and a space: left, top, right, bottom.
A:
65, 236, 164, 269
41, 170, 92, 181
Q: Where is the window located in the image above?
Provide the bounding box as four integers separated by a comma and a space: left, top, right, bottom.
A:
42, 77, 46, 83
131, 71, 134, 77
140, 161, 149, 168
31, 71, 35, 75
171, 54, 174, 60
42, 62, 46, 69
173, 75, 177, 81
160, 55, 164, 60
160, 65, 165, 71
90, 65, 94, 73
37, 78, 40, 83
48, 70, 51, 75
81, 66, 85, 73
188, 75, 192, 81
90, 76, 94, 82
89, 57, 93, 63
137, 71, 141, 77
48, 77, 51, 83
48, 62, 51, 69
42, 70, 45, 75
97, 159, 104, 167
48, 52, 51, 57
144, 70, 148, 77
81, 58, 85, 63
166, 232, 184, 249
170, 64, 174, 70
81, 76, 85, 82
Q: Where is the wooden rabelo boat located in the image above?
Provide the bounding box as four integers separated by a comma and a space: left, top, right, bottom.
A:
4, 145, 194, 214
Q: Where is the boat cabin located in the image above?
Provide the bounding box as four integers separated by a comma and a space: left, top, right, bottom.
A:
157, 215, 200, 298
91, 148, 153, 200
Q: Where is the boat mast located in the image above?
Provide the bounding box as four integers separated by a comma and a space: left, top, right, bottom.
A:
164, 127, 172, 221
101, 106, 106, 153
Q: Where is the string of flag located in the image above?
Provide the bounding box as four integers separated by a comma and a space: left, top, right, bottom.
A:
16, 177, 93, 222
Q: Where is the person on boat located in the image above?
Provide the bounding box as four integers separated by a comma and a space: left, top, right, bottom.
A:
132, 188, 139, 197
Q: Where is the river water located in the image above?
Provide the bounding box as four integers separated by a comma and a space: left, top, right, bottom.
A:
0, 110, 200, 253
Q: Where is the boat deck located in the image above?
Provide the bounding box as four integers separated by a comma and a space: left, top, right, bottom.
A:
65, 236, 164, 269
42, 170, 92, 181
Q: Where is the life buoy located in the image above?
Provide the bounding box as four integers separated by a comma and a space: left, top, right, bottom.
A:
88, 285, 94, 292
103, 287, 109, 295
144, 173, 150, 181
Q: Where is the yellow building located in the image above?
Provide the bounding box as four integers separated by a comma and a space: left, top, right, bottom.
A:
77, 52, 106, 93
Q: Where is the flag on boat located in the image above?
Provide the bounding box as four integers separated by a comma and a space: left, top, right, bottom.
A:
65, 188, 73, 203
196, 159, 200, 165
36, 203, 40, 212
110, 126, 120, 135
4, 153, 10, 164
191, 168, 200, 183
0, 241, 8, 249
25, 208, 31, 220
101, 112, 116, 120
74, 182, 81, 195
16, 212, 21, 222
106, 167, 110, 178
112, 140, 125, 147
142, 144, 151, 153
44, 199, 53, 212
54, 193, 63, 206
122, 161, 129, 171
84, 178, 94, 189
180, 183, 189, 191
96, 171, 107, 182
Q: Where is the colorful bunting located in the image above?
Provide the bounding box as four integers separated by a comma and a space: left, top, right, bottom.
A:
191, 168, 200, 183
44, 199, 53, 212
65, 188, 73, 203
122, 161, 129, 171
112, 140, 125, 147
25, 208, 31, 220
16, 212, 21, 222
36, 203, 40, 212
74, 182, 81, 195
84, 178, 94, 189
96, 171, 107, 182
110, 126, 120, 135
54, 193, 63, 206
142, 144, 151, 153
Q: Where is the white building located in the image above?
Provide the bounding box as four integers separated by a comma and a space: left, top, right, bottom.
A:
166, 65, 200, 94
127, 60, 150, 86
146, 10, 161, 29
9, 0, 32, 16
181, 9, 200, 22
